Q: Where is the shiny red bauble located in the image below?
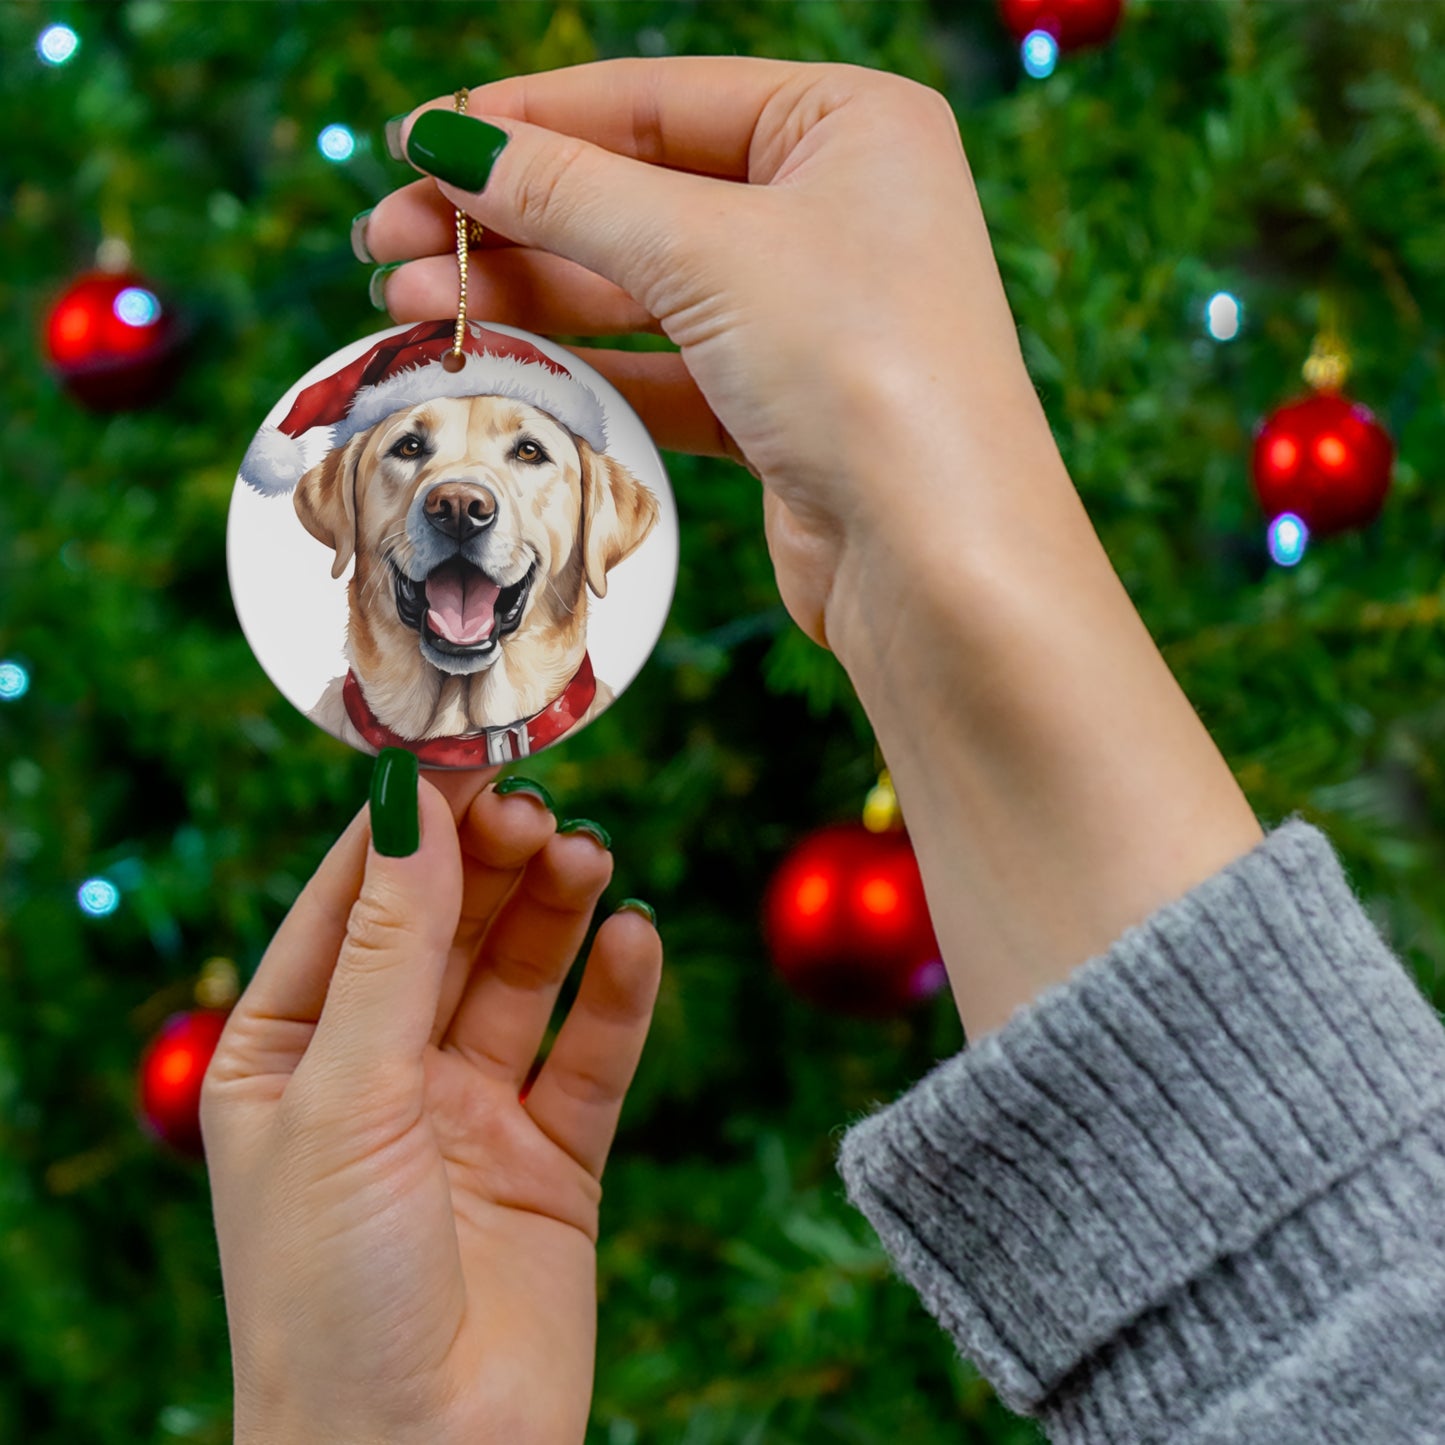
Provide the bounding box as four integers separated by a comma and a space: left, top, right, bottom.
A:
763, 823, 945, 1017
1251, 392, 1394, 537
137, 1009, 230, 1157
44, 270, 182, 410
998, 0, 1125, 49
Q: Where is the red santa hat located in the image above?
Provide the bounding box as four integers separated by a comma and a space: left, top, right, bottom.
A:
240, 320, 609, 494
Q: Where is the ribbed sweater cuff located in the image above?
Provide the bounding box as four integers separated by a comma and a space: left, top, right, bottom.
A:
836, 817, 1445, 1432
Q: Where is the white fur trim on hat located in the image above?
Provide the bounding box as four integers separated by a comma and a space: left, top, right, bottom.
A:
240, 425, 314, 495
335, 349, 609, 454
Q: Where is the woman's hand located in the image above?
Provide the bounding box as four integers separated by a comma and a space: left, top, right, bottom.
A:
362, 57, 1058, 660
363, 59, 1263, 1041
201, 764, 661, 1445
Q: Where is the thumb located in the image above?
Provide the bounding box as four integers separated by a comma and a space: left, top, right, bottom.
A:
303, 751, 462, 1089
399, 107, 746, 315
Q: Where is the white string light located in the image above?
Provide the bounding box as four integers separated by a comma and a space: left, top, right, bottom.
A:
0, 660, 29, 701
37, 24, 79, 66
318, 124, 356, 162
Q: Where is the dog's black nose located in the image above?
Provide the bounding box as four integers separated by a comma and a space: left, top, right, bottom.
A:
425, 482, 497, 542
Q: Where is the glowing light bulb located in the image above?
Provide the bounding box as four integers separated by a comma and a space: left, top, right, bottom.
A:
38, 24, 79, 66
0, 660, 29, 701
114, 287, 161, 327
1205, 291, 1242, 341
318, 124, 356, 162
1267, 512, 1309, 567
1021, 30, 1059, 79
78, 877, 121, 917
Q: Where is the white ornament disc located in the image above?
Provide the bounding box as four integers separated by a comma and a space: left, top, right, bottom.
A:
228, 320, 678, 768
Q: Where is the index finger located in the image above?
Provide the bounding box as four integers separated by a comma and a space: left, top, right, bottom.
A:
405, 55, 809, 181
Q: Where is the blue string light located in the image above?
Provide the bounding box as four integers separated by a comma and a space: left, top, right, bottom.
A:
114, 287, 162, 327
1022, 30, 1059, 79
318, 124, 357, 162
1267, 512, 1309, 567
78, 878, 121, 918
37, 24, 79, 66
1205, 291, 1243, 342
0, 660, 28, 701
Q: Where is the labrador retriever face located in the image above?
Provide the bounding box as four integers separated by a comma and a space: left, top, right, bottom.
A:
292, 393, 657, 741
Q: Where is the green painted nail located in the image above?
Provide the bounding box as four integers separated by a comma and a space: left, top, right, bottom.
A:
493, 775, 556, 812
369, 261, 403, 311
405, 110, 510, 192
350, 208, 375, 264
384, 113, 409, 162
617, 898, 656, 926
370, 747, 419, 857
558, 818, 611, 851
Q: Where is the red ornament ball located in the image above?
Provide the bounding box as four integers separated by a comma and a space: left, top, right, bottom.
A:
763, 822, 945, 1017
1251, 392, 1394, 538
998, 0, 1124, 49
44, 269, 181, 410
137, 1009, 230, 1157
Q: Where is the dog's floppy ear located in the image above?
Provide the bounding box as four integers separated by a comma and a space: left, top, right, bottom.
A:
293, 432, 365, 580
578, 440, 659, 599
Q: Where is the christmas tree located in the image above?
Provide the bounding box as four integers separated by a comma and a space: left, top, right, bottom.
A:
2, 3, 1443, 1442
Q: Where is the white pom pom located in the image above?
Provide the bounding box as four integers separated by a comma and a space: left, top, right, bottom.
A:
240, 427, 308, 495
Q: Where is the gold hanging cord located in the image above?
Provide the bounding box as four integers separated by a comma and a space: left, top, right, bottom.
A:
443, 88, 483, 373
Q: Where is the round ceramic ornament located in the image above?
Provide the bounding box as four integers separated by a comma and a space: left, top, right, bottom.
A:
227, 317, 678, 767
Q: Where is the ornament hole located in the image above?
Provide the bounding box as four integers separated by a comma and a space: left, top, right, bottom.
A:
442, 350, 466, 374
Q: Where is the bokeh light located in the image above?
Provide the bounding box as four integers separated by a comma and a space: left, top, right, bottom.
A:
77, 877, 121, 918
0, 660, 29, 701
114, 287, 161, 328
1205, 291, 1242, 341
1022, 30, 1059, 79
1267, 512, 1309, 567
37, 24, 79, 66
909, 958, 948, 1001
317, 124, 356, 162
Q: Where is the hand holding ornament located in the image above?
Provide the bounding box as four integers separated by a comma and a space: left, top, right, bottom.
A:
203, 762, 660, 1445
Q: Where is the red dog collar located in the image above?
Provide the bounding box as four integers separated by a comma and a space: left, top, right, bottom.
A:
342, 652, 596, 767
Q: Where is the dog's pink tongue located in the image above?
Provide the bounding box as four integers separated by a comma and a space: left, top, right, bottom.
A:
425, 561, 501, 645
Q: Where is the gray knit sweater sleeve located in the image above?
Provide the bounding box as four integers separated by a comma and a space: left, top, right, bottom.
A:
836, 817, 1445, 1444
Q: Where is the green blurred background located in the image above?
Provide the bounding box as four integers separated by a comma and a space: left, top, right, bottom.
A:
2, 1, 1443, 1441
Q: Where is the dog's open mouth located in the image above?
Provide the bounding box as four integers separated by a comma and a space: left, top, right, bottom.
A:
393, 557, 535, 656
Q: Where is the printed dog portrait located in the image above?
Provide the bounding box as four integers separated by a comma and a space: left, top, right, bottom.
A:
234, 322, 669, 766
295, 391, 658, 758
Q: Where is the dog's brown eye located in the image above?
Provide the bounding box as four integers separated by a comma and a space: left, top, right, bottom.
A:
515, 440, 542, 463
392, 434, 425, 460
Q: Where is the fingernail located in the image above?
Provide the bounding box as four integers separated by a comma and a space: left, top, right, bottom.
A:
493, 775, 556, 813
350, 208, 375, 264
558, 818, 611, 851
369, 261, 403, 311
405, 110, 510, 192
384, 113, 409, 162
370, 747, 420, 857
617, 898, 656, 926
